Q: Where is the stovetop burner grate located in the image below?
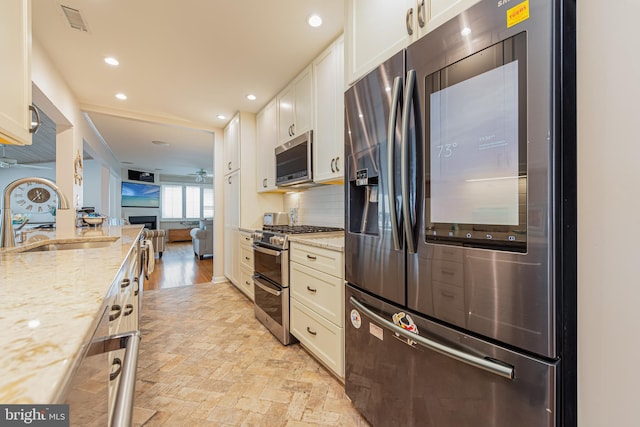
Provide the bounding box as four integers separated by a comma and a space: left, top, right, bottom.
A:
262, 225, 343, 234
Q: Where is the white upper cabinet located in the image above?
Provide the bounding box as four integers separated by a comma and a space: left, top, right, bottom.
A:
313, 36, 345, 184
345, 0, 480, 85
223, 114, 240, 175
256, 99, 278, 192
277, 65, 313, 145
0, 0, 34, 146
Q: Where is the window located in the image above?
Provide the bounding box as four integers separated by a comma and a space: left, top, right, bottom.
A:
161, 184, 213, 219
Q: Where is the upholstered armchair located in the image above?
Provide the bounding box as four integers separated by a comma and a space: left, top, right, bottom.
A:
190, 219, 213, 260
143, 228, 166, 258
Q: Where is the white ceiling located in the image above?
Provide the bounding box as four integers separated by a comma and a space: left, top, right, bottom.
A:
30, 0, 344, 177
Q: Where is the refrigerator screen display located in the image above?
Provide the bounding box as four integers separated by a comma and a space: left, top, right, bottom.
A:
424, 33, 527, 251
430, 61, 519, 226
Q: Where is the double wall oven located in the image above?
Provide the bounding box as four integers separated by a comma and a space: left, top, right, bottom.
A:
252, 224, 343, 345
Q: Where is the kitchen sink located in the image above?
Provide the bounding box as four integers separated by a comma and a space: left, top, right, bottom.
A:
17, 238, 119, 252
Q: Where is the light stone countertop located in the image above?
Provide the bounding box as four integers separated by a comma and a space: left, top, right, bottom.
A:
288, 231, 345, 252
0, 224, 143, 404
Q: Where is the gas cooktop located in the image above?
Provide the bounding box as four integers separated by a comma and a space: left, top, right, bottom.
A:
262, 225, 343, 234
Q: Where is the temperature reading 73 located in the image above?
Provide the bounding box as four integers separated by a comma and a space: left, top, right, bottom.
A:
437, 143, 458, 158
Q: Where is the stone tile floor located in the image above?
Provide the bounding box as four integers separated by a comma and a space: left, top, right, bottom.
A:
133, 282, 370, 426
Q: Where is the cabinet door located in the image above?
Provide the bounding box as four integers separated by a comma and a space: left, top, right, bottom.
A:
423, 0, 480, 35
293, 66, 313, 137
345, 0, 414, 85
277, 85, 295, 144
223, 170, 240, 283
313, 38, 344, 183
0, 0, 32, 146
256, 99, 278, 192
224, 114, 240, 174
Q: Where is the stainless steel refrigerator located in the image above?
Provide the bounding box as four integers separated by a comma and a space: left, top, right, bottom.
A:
344, 0, 576, 426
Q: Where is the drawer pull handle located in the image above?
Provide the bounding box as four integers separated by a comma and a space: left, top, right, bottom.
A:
306, 255, 317, 260
121, 278, 131, 289
245, 281, 251, 287
110, 357, 122, 381
133, 277, 139, 296
245, 256, 250, 261
306, 286, 317, 293
109, 304, 122, 321
306, 327, 317, 336
124, 304, 134, 316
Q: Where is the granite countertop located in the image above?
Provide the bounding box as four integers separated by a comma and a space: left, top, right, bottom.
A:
288, 231, 345, 252
0, 224, 143, 404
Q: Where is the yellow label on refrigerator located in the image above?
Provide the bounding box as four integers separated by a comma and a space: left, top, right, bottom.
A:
507, 0, 530, 28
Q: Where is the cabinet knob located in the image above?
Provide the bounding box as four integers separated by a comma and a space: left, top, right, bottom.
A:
110, 358, 122, 381
124, 304, 134, 316
406, 7, 414, 36
109, 304, 122, 322
417, 0, 426, 28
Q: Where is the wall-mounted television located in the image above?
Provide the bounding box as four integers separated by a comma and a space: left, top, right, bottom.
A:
121, 181, 160, 208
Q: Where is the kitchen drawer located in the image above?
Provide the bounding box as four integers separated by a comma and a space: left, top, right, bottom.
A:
432, 280, 465, 326
291, 299, 344, 378
239, 231, 253, 247
239, 244, 254, 271
238, 264, 255, 301
291, 261, 344, 327
290, 242, 344, 278
431, 259, 463, 287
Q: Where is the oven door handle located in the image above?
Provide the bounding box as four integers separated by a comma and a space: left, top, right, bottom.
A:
253, 275, 283, 296
252, 244, 282, 257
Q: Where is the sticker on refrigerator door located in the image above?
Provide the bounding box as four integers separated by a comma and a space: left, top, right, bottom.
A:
350, 309, 362, 329
392, 312, 419, 334
369, 322, 384, 341
506, 0, 529, 28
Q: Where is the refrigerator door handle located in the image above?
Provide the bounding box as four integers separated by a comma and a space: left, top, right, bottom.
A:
401, 69, 417, 254
349, 296, 515, 380
387, 76, 403, 251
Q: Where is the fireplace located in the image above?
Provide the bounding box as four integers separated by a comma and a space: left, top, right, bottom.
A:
128, 215, 157, 230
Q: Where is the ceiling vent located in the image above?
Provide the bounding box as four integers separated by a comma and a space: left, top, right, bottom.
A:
60, 5, 89, 32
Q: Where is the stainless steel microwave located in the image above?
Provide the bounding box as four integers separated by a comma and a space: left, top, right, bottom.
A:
275, 130, 313, 187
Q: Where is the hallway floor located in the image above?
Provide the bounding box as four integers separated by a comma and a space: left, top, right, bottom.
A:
133, 282, 369, 426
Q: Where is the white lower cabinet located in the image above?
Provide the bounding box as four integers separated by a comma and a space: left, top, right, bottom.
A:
290, 241, 344, 378
233, 230, 254, 301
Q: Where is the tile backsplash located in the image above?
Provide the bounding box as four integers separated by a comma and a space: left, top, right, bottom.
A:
284, 184, 344, 228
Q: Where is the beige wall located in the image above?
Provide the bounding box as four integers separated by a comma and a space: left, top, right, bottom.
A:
577, 2, 640, 426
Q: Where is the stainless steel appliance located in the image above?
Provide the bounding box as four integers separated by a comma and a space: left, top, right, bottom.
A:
253, 224, 343, 345
344, 1, 576, 426
275, 130, 313, 187
263, 212, 289, 227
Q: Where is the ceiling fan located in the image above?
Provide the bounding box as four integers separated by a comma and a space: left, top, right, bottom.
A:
189, 168, 212, 183
0, 146, 51, 170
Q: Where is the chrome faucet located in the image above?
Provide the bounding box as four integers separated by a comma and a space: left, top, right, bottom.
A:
1, 177, 71, 248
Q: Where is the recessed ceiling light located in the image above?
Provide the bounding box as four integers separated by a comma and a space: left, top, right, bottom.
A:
246, 94, 257, 101
104, 56, 119, 66
461, 27, 471, 36
115, 93, 127, 100
307, 14, 322, 27
151, 140, 170, 147
217, 114, 226, 120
